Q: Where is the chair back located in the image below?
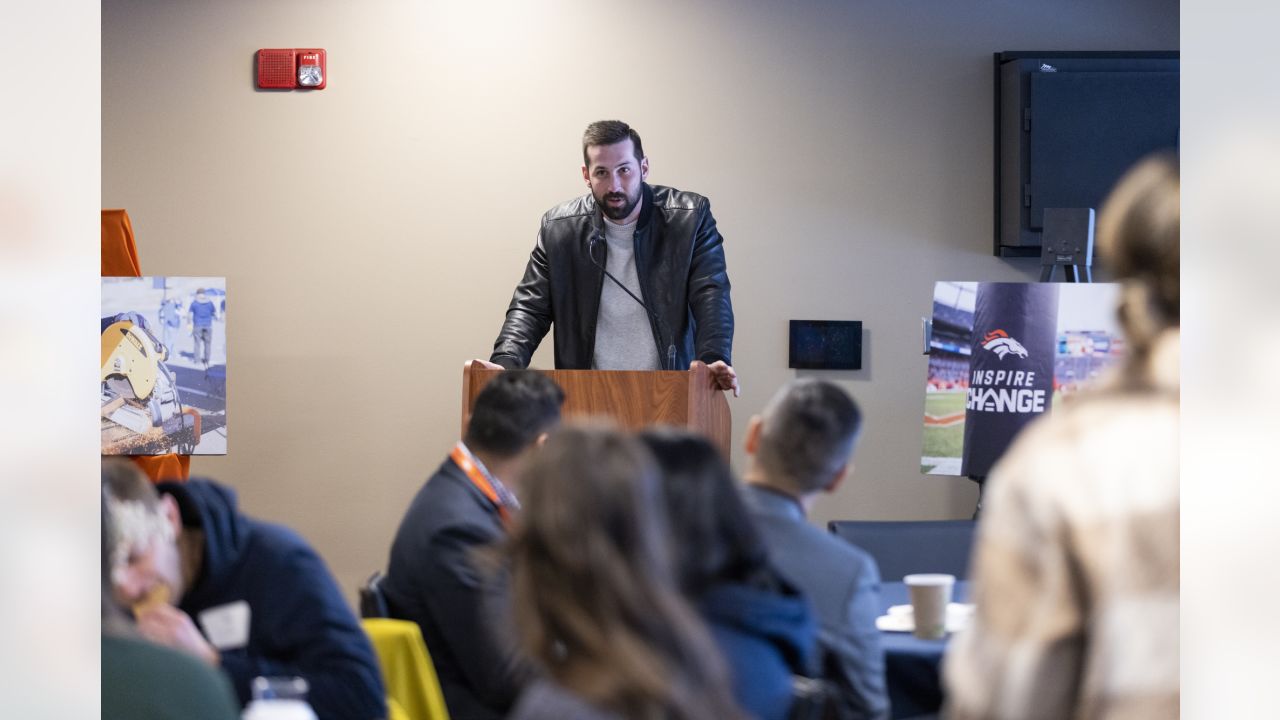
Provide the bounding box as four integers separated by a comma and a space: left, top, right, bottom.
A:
362, 618, 451, 720
788, 674, 836, 720
827, 520, 975, 581
361, 570, 390, 618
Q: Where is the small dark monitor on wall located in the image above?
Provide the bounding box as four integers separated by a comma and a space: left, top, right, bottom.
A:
789, 320, 862, 370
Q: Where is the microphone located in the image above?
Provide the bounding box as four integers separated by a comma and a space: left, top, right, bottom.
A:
588, 232, 678, 371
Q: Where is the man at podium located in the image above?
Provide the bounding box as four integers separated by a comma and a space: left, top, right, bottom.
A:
484, 120, 740, 396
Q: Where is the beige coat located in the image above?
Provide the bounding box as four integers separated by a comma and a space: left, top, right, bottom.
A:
945, 331, 1179, 720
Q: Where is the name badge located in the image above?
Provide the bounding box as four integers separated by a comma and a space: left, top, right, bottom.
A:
198, 600, 251, 650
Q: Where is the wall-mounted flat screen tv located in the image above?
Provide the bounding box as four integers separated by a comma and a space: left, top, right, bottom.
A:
994, 51, 1179, 257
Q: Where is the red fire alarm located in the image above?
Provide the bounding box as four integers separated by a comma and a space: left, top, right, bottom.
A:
257, 48, 326, 90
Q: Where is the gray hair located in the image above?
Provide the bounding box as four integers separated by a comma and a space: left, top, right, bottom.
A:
756, 379, 863, 493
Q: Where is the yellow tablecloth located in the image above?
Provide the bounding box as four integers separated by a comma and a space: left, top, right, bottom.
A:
362, 618, 451, 720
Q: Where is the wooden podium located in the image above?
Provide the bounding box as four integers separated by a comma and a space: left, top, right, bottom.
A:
461, 361, 732, 457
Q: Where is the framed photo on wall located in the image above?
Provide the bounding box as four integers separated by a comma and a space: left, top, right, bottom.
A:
101, 276, 227, 455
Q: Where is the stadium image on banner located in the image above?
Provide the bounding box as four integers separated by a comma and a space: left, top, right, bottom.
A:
920, 281, 1121, 476
101, 276, 227, 455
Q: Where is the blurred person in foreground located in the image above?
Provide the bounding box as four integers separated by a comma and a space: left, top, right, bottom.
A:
944, 153, 1180, 720
506, 425, 744, 720
742, 379, 889, 720
382, 369, 565, 719
641, 428, 817, 720
103, 462, 385, 720
102, 461, 240, 720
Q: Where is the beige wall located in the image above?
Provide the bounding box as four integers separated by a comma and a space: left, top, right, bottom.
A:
102, 0, 1178, 604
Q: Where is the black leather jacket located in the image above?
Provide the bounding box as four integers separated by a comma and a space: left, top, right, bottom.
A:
490, 183, 734, 370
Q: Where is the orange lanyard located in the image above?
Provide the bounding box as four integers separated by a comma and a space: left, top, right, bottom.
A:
450, 443, 513, 525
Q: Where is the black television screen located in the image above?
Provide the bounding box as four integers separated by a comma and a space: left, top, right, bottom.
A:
789, 320, 862, 370
994, 51, 1179, 257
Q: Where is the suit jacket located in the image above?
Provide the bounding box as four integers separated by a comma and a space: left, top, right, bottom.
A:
746, 485, 890, 720
381, 456, 525, 720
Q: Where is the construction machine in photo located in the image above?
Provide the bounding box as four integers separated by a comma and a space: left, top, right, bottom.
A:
100, 314, 200, 455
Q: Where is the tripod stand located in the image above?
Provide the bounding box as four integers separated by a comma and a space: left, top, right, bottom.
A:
1040, 207, 1094, 283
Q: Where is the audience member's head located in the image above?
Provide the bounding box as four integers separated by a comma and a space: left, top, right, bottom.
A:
464, 369, 565, 460
508, 425, 742, 720
102, 458, 186, 610
101, 477, 132, 634
639, 428, 774, 597
747, 379, 863, 497
943, 153, 1182, 720
1097, 151, 1180, 383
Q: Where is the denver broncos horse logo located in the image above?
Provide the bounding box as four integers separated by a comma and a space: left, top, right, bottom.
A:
981, 329, 1029, 360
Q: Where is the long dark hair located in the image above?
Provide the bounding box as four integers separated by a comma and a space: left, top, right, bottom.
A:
639, 428, 778, 598
508, 425, 742, 720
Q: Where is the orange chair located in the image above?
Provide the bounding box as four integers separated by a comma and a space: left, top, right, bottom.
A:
102, 208, 189, 482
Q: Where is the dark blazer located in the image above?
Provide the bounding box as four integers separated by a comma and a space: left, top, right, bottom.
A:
381, 457, 525, 720
746, 485, 890, 720
490, 183, 734, 370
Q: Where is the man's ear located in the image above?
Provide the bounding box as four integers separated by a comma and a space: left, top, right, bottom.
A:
582, 165, 590, 186
160, 494, 182, 536
744, 415, 763, 455
640, 156, 649, 181
823, 462, 852, 494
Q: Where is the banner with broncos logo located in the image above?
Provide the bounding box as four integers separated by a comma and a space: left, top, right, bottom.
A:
922, 281, 1122, 476
960, 283, 1058, 477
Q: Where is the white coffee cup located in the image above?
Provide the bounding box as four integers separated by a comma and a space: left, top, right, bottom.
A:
904, 573, 955, 639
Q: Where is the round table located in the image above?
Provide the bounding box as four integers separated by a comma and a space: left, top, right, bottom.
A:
878, 580, 970, 719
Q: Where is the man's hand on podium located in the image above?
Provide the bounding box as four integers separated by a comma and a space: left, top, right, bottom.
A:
703, 360, 740, 397
472, 359, 504, 370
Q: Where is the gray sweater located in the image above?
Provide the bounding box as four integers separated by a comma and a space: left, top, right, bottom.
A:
591, 218, 661, 371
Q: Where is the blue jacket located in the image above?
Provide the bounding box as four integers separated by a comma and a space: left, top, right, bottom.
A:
701, 581, 816, 720
746, 485, 889, 720
160, 480, 385, 720
381, 456, 525, 720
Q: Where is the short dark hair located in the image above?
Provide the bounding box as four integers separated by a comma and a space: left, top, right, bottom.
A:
582, 120, 644, 167
464, 370, 565, 458
757, 379, 863, 493
640, 429, 774, 597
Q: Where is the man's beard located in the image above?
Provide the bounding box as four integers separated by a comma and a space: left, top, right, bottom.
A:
598, 189, 640, 221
